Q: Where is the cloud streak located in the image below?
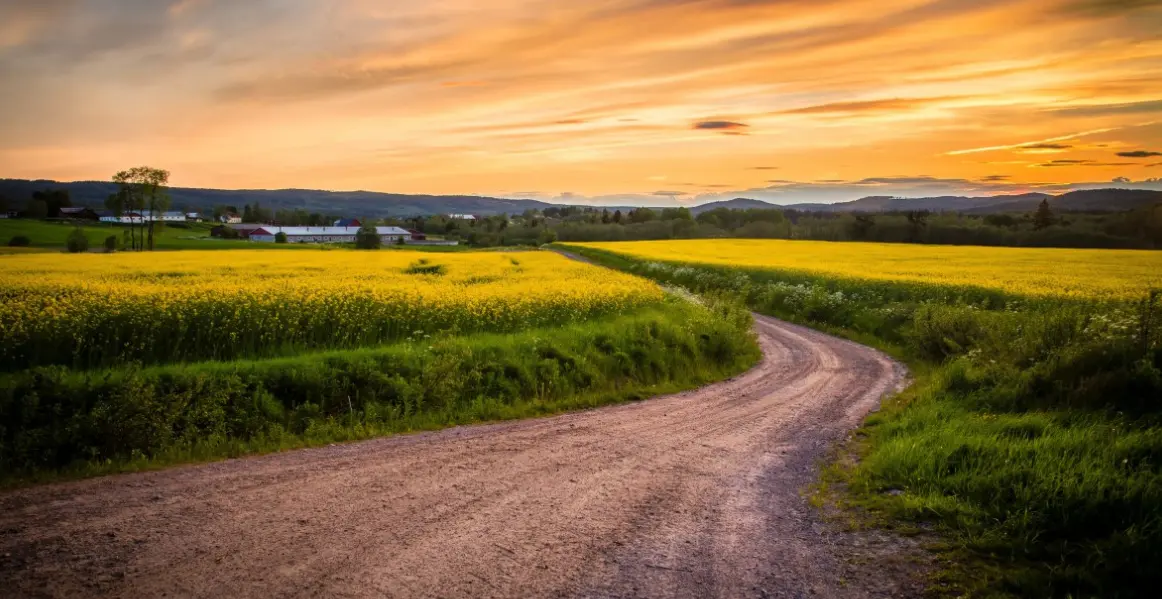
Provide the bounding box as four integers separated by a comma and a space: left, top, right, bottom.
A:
1, 0, 1160, 199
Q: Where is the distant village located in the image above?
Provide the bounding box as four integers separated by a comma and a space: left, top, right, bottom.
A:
7, 205, 461, 246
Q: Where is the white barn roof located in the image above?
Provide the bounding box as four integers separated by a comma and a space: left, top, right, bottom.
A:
253, 226, 411, 236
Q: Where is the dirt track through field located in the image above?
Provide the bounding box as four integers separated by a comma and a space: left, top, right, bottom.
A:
0, 315, 918, 598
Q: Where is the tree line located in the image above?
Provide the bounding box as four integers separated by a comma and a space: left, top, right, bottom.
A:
411, 199, 1162, 250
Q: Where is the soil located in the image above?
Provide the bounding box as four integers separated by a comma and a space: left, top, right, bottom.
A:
0, 315, 927, 598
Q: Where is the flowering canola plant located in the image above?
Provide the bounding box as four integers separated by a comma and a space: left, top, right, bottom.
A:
0, 250, 663, 370
570, 239, 1162, 301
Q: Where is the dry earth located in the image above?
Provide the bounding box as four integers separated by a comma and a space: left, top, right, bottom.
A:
0, 314, 927, 598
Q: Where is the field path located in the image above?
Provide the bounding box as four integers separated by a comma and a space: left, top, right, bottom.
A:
0, 315, 920, 598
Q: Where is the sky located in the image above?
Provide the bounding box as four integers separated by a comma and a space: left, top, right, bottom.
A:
1, 0, 1161, 207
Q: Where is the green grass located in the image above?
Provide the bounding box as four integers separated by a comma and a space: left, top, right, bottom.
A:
0, 219, 318, 251
558, 242, 1162, 599
0, 298, 760, 487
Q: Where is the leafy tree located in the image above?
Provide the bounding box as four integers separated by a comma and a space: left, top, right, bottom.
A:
275, 231, 288, 244
661, 207, 692, 221
25, 198, 48, 219
113, 166, 169, 251
8, 235, 30, 247
906, 210, 929, 242
355, 224, 381, 249
538, 228, 559, 245
850, 214, 876, 240
32, 189, 70, 217
104, 235, 118, 252
1033, 199, 1055, 230
66, 228, 89, 253
601, 208, 610, 224
628, 208, 657, 223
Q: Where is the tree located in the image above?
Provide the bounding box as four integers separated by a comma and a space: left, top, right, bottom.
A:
104, 235, 118, 252
906, 210, 929, 242
275, 231, 288, 244
1033, 199, 1055, 230
113, 166, 169, 251
24, 198, 48, 219
849, 214, 875, 240
601, 208, 610, 224
33, 189, 71, 217
354, 224, 381, 249
628, 208, 657, 223
538, 228, 559, 245
66, 228, 89, 253
612, 209, 623, 224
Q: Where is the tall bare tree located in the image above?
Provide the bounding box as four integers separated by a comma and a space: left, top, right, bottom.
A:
113, 167, 170, 251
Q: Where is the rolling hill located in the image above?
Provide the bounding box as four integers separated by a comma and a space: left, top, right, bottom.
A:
3, 179, 1159, 217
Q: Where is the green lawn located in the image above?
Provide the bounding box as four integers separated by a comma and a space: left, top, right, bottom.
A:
0, 219, 316, 251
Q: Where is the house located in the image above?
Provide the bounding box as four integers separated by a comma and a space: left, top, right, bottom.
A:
249, 226, 412, 244
219, 213, 242, 224
59, 207, 100, 220
333, 218, 362, 227
448, 213, 477, 221
407, 229, 427, 241
185, 212, 203, 222
98, 211, 143, 224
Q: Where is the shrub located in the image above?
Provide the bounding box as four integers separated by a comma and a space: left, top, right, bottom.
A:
65, 228, 88, 253
103, 235, 118, 252
275, 231, 288, 244
7, 235, 30, 247
355, 225, 381, 249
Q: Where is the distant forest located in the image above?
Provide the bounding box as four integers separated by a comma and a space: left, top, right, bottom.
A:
2, 178, 1160, 250
405, 202, 1162, 250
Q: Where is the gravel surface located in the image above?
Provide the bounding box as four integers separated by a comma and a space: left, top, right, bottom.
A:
0, 314, 925, 598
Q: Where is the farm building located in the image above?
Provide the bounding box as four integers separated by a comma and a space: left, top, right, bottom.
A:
139, 210, 186, 222
249, 226, 413, 244
448, 213, 477, 221
59, 207, 100, 220
210, 223, 266, 238
333, 218, 362, 227
98, 211, 143, 224
218, 213, 242, 224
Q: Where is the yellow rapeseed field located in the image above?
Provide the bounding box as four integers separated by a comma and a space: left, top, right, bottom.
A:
0, 250, 663, 369
570, 239, 1162, 300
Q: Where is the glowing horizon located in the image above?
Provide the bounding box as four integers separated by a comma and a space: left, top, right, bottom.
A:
1, 0, 1160, 206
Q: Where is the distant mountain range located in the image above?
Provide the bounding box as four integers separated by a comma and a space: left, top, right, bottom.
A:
0, 179, 556, 218
2, 179, 1159, 217
691, 189, 1162, 215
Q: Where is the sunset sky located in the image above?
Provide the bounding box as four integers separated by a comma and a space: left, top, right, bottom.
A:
1, 0, 1161, 206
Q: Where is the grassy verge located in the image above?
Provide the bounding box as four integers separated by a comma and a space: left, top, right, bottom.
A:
0, 298, 759, 487
557, 243, 1162, 598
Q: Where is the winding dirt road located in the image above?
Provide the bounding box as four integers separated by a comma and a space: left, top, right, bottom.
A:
0, 315, 919, 598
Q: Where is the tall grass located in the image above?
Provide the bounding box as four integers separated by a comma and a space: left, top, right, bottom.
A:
0, 298, 759, 486
559, 243, 1162, 598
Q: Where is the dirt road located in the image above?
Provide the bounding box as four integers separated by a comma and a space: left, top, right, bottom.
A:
0, 315, 919, 598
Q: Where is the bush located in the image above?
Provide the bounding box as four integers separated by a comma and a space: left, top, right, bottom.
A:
103, 235, 118, 252
7, 235, 30, 247
65, 228, 88, 253
355, 225, 381, 249
275, 231, 288, 244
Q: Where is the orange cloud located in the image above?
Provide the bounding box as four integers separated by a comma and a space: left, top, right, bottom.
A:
0, 0, 1160, 199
